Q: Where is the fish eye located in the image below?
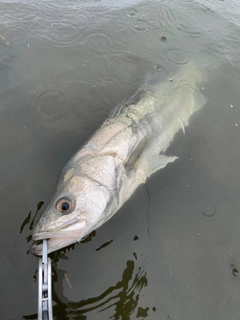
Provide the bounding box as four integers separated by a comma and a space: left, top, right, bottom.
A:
56, 197, 73, 214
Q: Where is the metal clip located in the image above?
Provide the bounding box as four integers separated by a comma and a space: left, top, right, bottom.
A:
38, 240, 53, 320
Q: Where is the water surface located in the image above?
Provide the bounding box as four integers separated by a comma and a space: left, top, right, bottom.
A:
1, 0, 240, 319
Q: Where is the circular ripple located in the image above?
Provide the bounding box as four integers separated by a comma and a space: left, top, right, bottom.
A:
166, 49, 189, 65
125, 7, 141, 18
153, 64, 164, 72
229, 256, 240, 281
107, 56, 114, 62
83, 32, 113, 55
33, 89, 66, 123
133, 20, 148, 31
180, 79, 190, 87
200, 198, 216, 217
44, 22, 81, 46
2, 26, 28, 45
232, 268, 239, 278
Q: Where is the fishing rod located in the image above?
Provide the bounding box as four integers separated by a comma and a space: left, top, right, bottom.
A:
38, 239, 53, 320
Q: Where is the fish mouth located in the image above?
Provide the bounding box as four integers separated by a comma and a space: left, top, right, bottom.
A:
31, 218, 87, 256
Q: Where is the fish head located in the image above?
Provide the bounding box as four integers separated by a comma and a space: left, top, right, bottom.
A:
31, 156, 121, 255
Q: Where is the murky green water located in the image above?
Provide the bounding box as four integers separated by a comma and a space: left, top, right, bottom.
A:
1, 0, 240, 319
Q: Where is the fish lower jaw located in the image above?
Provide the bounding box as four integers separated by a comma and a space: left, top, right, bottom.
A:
31, 237, 80, 256
31, 227, 87, 256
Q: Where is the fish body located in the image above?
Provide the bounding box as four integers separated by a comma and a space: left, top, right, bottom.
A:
32, 63, 206, 255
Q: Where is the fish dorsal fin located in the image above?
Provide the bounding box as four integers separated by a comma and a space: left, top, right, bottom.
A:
108, 88, 146, 120
126, 87, 146, 106
125, 135, 149, 172
108, 100, 127, 119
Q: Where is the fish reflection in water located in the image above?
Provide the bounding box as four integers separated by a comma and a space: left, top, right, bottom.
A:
23, 248, 149, 320
21, 205, 150, 319
53, 259, 148, 319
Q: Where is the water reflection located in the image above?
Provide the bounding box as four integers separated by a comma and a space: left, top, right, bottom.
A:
51, 258, 148, 320
23, 258, 148, 319
20, 201, 44, 246
3, 0, 240, 318
21, 204, 149, 319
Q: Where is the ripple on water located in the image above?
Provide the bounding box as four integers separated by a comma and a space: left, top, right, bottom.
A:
180, 78, 190, 87
132, 18, 163, 32
160, 5, 180, 29
2, 26, 28, 45
153, 64, 164, 72
176, 22, 202, 38
133, 20, 148, 31
33, 89, 67, 124
229, 256, 240, 281
198, 197, 216, 218
43, 22, 81, 47
125, 7, 141, 19
146, 19, 163, 31
166, 49, 189, 65
0, 54, 19, 70
0, 4, 37, 23
81, 31, 113, 58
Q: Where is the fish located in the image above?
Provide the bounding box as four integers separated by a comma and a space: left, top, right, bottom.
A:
31, 63, 206, 255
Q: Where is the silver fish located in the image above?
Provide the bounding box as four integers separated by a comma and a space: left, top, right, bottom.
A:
32, 63, 206, 255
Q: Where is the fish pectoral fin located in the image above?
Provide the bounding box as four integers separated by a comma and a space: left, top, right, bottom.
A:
193, 89, 206, 112
146, 154, 178, 177
125, 136, 149, 173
